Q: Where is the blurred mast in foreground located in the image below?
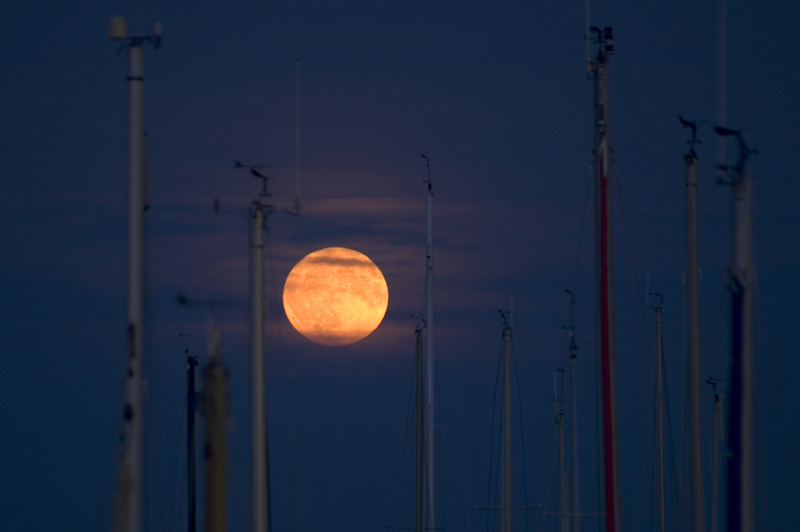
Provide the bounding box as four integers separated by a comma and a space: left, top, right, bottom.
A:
716, 127, 755, 532
109, 16, 161, 532
680, 116, 706, 532
588, 25, 621, 532
204, 324, 228, 532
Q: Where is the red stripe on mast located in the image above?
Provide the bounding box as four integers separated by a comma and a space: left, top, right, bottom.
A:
598, 141, 617, 532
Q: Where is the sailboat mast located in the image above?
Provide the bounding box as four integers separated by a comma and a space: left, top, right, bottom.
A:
681, 117, 706, 532
251, 201, 272, 532
652, 301, 666, 532
707, 378, 723, 532
716, 127, 755, 532
588, 26, 622, 532
566, 291, 581, 532
502, 323, 513, 532
422, 154, 436, 531
556, 369, 567, 532
110, 18, 160, 532
415, 326, 424, 532
187, 349, 198, 532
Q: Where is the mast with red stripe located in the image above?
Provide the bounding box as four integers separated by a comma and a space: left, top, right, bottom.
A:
588, 26, 622, 532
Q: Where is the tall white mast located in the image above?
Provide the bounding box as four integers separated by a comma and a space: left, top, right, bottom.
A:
110, 17, 160, 532
421, 154, 436, 532
680, 117, 706, 532
238, 148, 301, 532
716, 127, 755, 532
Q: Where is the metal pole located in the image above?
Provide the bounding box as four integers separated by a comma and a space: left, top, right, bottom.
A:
187, 350, 198, 532
502, 325, 513, 532
589, 26, 621, 532
112, 39, 145, 532
422, 155, 436, 532
708, 379, 723, 532
717, 127, 754, 532
683, 122, 706, 532
557, 369, 568, 532
251, 204, 270, 532
654, 305, 666, 532
567, 292, 581, 532
415, 326, 424, 532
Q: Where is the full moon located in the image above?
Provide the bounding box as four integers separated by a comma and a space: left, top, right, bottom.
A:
282, 247, 389, 346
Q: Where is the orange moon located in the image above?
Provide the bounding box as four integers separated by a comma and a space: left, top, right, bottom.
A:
282, 247, 389, 346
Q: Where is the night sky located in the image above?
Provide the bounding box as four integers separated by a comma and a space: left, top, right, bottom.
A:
2, 1, 800, 531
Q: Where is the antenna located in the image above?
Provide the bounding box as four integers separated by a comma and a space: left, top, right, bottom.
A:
294, 60, 302, 213
236, 161, 272, 198
679, 116, 703, 155
648, 291, 664, 309
584, 0, 591, 69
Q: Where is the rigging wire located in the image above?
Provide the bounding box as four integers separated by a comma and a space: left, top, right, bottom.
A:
610, 155, 661, 528
387, 337, 418, 530
569, 161, 595, 295
441, 344, 476, 532
265, 227, 309, 532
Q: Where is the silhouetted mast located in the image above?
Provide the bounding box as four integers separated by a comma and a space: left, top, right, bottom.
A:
502, 315, 513, 532
588, 25, 622, 532
421, 154, 436, 531
187, 348, 198, 532
681, 116, 706, 532
415, 326, 424, 532
716, 127, 755, 532
648, 294, 666, 532
707, 377, 724, 532
555, 368, 567, 532
236, 150, 301, 532
250, 173, 271, 532
566, 290, 581, 532
109, 16, 161, 532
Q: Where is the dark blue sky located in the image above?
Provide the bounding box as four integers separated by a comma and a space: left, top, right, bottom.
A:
2, 1, 799, 531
